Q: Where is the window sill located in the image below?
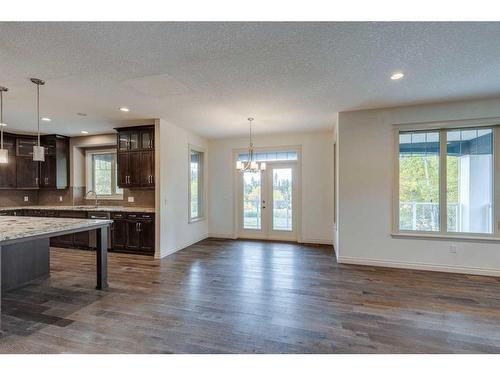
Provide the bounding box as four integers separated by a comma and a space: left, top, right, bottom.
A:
391, 232, 500, 243
189, 217, 205, 224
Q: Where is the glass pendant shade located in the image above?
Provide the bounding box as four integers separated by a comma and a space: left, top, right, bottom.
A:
259, 162, 266, 171
33, 145, 45, 161
236, 160, 243, 170
0, 148, 7, 164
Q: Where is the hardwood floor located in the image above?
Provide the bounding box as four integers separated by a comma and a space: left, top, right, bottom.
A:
2, 238, 500, 353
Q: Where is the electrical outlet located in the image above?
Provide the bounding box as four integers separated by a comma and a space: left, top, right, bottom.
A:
128, 196, 134, 203
449, 243, 457, 254
24, 196, 29, 202
59, 196, 63, 202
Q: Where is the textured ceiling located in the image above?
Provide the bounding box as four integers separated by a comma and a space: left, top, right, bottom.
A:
1, 22, 500, 138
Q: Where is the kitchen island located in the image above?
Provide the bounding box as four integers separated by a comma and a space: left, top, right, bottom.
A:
0, 216, 112, 329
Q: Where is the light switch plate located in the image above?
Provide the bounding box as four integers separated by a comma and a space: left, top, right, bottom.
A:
128, 196, 135, 203
59, 196, 63, 202
24, 196, 29, 202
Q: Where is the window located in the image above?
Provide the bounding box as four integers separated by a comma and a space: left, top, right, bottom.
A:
189, 146, 204, 222
446, 129, 493, 234
397, 127, 494, 235
237, 150, 298, 162
86, 150, 123, 199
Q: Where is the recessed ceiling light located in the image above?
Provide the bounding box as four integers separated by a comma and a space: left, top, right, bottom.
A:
390, 72, 405, 80
41, 117, 51, 122
119, 107, 130, 112
81, 130, 89, 135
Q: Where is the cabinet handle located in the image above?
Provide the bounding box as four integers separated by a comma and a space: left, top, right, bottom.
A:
35, 177, 38, 185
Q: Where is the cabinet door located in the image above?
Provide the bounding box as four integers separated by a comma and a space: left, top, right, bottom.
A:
129, 130, 140, 151
140, 220, 155, 253
73, 231, 90, 248
51, 233, 74, 247
126, 219, 141, 250
140, 151, 155, 186
128, 152, 142, 186
16, 157, 39, 188
117, 152, 129, 187
118, 131, 130, 152
140, 128, 154, 150
17, 138, 37, 157
40, 156, 56, 187
112, 218, 127, 250
0, 136, 16, 188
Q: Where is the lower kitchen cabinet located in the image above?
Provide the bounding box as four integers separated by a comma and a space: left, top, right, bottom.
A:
111, 213, 155, 256
4, 208, 154, 255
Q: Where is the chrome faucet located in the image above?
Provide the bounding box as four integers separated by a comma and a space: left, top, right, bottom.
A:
85, 190, 99, 208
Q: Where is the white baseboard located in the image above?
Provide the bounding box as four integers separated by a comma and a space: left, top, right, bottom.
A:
207, 233, 236, 239
337, 255, 500, 277
299, 238, 333, 245
157, 233, 209, 259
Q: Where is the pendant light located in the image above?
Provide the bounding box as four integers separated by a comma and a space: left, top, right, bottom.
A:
235, 117, 266, 172
31, 78, 45, 162
0, 86, 8, 164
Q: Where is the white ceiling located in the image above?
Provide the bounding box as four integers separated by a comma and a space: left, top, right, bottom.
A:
1, 22, 500, 138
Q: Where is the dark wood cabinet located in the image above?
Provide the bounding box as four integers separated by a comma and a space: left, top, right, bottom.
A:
111, 212, 155, 255
50, 211, 89, 249
0, 135, 16, 188
140, 218, 155, 252
0, 132, 68, 190
126, 218, 141, 250
39, 135, 69, 189
116, 125, 155, 188
16, 157, 39, 189
111, 214, 127, 250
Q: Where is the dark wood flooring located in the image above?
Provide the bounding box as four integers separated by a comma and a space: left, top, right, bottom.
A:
2, 238, 500, 353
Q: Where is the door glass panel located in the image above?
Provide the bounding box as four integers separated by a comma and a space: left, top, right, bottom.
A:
243, 171, 262, 230
272, 168, 293, 231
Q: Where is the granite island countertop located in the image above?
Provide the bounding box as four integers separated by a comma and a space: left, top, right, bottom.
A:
0, 216, 112, 245
0, 205, 155, 213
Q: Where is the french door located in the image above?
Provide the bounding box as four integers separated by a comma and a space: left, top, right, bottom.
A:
238, 162, 297, 241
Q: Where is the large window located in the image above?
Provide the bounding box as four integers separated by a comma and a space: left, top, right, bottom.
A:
189, 146, 204, 222
398, 127, 493, 235
86, 150, 123, 199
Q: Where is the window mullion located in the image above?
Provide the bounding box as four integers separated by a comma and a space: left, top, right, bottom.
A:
439, 129, 447, 234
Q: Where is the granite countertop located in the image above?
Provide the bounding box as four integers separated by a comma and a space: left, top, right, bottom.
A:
0, 205, 155, 213
0, 217, 112, 244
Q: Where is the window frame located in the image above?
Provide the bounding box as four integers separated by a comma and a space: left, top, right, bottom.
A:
85, 148, 123, 200
188, 144, 205, 223
393, 124, 498, 239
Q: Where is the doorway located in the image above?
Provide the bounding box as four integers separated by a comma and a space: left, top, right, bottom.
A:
238, 161, 298, 241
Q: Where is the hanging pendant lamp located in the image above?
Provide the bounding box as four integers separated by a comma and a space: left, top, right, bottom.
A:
31, 78, 45, 162
0, 86, 8, 164
235, 117, 266, 172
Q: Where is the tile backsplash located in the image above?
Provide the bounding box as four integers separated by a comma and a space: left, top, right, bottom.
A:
0, 190, 39, 207
1, 187, 155, 208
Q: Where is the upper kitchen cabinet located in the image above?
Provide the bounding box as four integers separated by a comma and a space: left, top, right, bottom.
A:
39, 135, 70, 189
117, 126, 154, 152
116, 125, 155, 188
16, 136, 39, 189
0, 135, 17, 188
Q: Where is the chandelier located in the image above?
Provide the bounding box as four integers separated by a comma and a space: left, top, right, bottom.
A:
236, 117, 266, 172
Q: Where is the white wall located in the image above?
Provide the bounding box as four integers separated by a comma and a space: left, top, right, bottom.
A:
208, 131, 334, 244
337, 97, 500, 276
155, 119, 209, 258
69, 134, 116, 187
